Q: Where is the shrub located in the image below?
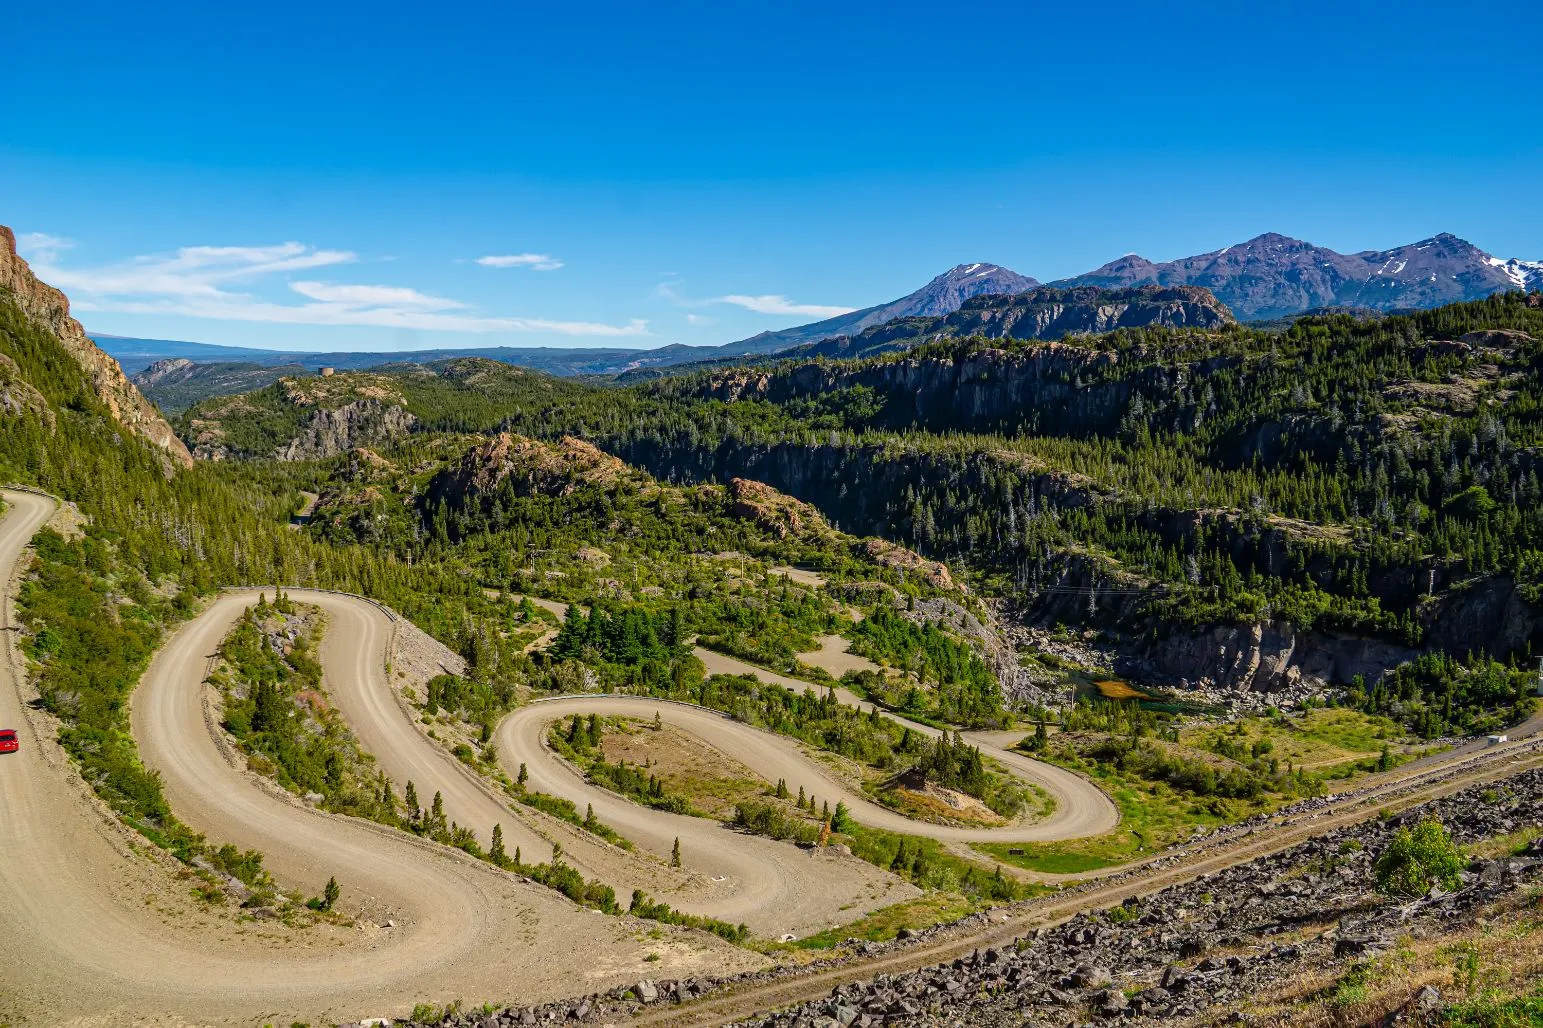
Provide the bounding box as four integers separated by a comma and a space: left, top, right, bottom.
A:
1374, 816, 1466, 897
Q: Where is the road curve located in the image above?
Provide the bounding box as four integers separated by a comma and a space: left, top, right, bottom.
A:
274, 590, 914, 936
499, 693, 1116, 846
691, 647, 1120, 839
0, 493, 757, 1026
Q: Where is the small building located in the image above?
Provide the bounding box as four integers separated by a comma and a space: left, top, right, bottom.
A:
1487, 735, 1508, 746
319, 366, 336, 377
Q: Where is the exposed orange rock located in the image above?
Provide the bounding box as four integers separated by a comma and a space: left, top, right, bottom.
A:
0, 225, 192, 468
861, 538, 963, 593
728, 477, 833, 540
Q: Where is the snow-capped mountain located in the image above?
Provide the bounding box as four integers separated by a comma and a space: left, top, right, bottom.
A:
718, 262, 1040, 355
1487, 255, 1543, 294
1057, 232, 1539, 320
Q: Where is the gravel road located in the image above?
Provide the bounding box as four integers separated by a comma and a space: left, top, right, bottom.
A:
0, 492, 761, 1026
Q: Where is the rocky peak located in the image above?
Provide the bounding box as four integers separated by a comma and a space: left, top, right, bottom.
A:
1059, 230, 1541, 320
0, 225, 192, 468
728, 477, 833, 540
436, 432, 632, 501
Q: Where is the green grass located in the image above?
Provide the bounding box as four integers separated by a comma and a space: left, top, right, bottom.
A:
1440, 987, 1543, 1027
1180, 707, 1404, 770
775, 893, 979, 950
971, 746, 1241, 873
971, 843, 1117, 875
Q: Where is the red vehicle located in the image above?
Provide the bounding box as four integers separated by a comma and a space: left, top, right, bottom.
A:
0, 729, 18, 754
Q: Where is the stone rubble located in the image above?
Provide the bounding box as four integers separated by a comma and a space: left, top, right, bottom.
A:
364, 766, 1543, 1028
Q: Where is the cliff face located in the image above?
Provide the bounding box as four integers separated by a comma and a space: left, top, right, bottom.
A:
0, 226, 192, 468
431, 432, 634, 503
276, 400, 419, 461
693, 340, 1241, 438
785, 285, 1233, 361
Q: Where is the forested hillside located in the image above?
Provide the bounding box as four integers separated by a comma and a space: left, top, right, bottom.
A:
169, 291, 1543, 739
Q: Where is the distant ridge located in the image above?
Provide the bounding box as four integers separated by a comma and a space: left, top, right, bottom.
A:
89, 233, 1542, 383
717, 263, 1040, 355
1056, 232, 1543, 320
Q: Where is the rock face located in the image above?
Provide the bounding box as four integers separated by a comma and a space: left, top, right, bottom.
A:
0, 225, 192, 467
861, 538, 959, 593
1060, 231, 1543, 320
787, 285, 1233, 361
130, 358, 308, 415
689, 339, 1156, 437
432, 432, 633, 501
275, 399, 419, 461
729, 477, 834, 540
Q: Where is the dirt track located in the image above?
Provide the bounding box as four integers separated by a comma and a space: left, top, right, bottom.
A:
0, 492, 763, 1026
691, 648, 1120, 839
0, 489, 1123, 1024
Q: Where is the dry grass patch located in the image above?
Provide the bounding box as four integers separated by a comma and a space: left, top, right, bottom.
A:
599, 719, 769, 820
1094, 679, 1148, 700
1195, 891, 1543, 1027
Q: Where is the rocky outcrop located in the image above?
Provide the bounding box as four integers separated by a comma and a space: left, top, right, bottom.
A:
432, 432, 633, 501
0, 225, 192, 467
275, 399, 418, 461
729, 477, 833, 540
132, 357, 196, 386
862, 538, 960, 593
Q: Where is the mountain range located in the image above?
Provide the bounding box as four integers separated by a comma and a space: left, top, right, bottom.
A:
764, 285, 1234, 362
1056, 232, 1543, 320
715, 263, 1041, 355
107, 232, 1542, 395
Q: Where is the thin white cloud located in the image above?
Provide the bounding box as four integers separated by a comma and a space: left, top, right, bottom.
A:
289, 280, 466, 310
656, 279, 853, 319
35, 241, 357, 300
73, 296, 649, 336
715, 294, 855, 318
27, 238, 647, 338
476, 253, 564, 271
17, 232, 74, 263
685, 313, 713, 325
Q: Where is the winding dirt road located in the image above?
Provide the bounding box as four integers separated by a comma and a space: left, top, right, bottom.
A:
0, 488, 1122, 1023
0, 492, 761, 1026
690, 647, 1119, 839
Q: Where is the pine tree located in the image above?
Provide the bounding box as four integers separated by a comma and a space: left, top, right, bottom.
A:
796, 785, 806, 808
490, 823, 507, 866
429, 791, 447, 836
322, 875, 340, 911
670, 837, 681, 867
517, 762, 529, 787
405, 780, 420, 824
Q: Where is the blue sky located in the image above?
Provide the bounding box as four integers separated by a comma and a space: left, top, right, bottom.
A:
4, 1, 1539, 352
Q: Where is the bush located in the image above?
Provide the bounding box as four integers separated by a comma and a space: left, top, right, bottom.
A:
1374, 816, 1466, 897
